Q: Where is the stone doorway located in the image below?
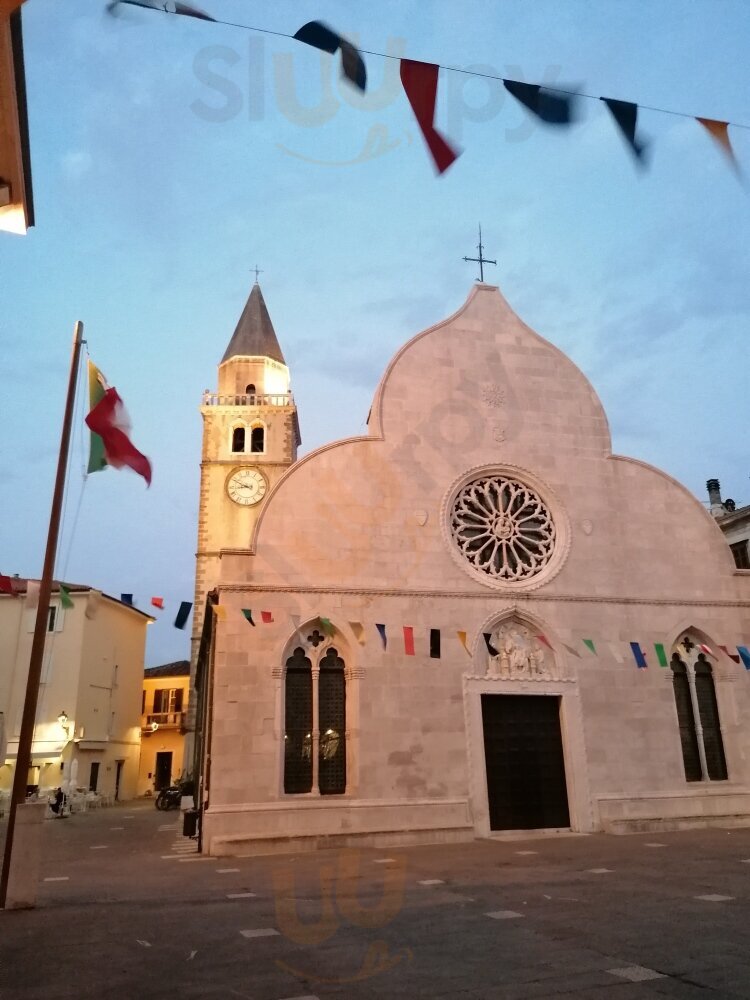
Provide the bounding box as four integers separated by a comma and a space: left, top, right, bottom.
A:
481, 693, 570, 830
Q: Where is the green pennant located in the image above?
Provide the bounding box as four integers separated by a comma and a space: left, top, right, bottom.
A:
319, 617, 334, 637
583, 638, 596, 655
654, 643, 669, 668
59, 585, 74, 610
241, 609, 256, 626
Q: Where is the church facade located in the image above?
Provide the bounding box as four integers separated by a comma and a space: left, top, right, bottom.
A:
196, 281, 750, 855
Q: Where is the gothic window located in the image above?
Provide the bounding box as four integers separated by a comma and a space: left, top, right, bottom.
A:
318, 648, 346, 795
670, 644, 727, 783
284, 648, 313, 794
282, 643, 348, 796
251, 424, 265, 453
232, 426, 245, 453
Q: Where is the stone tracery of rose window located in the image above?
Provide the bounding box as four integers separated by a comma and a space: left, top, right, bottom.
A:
450, 475, 556, 582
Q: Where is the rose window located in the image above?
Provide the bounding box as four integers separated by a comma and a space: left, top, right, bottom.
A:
450, 476, 556, 582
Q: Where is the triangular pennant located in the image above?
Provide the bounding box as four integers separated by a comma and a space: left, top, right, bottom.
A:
696, 118, 738, 170
59, 585, 74, 610
738, 646, 750, 671
698, 643, 715, 658
457, 630, 471, 656
319, 617, 335, 637
261, 611, 274, 624
719, 644, 740, 664
601, 97, 648, 162
608, 642, 625, 664
348, 621, 366, 645
151, 596, 164, 610
213, 604, 228, 622
535, 634, 554, 650
293, 20, 366, 92
403, 626, 415, 656
654, 643, 669, 668
242, 609, 256, 626
503, 80, 577, 124
483, 633, 498, 656
375, 623, 387, 650
583, 638, 596, 655
562, 642, 581, 659
174, 601, 192, 630
630, 642, 648, 669
400, 59, 460, 174
85, 590, 101, 620
107, 0, 216, 21
120, 593, 133, 606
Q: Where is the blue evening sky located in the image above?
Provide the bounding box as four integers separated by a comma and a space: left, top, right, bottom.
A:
1, 0, 748, 665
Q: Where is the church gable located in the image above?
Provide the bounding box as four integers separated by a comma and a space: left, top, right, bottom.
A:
234, 285, 737, 598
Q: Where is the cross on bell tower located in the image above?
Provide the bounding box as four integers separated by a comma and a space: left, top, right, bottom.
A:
463, 224, 496, 283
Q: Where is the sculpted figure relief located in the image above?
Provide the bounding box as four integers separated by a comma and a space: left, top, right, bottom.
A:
487, 622, 550, 679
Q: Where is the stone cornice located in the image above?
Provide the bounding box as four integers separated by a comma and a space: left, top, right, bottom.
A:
217, 582, 750, 609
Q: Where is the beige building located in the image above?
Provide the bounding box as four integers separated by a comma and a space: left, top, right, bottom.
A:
0, 580, 152, 801
195, 283, 750, 855
138, 660, 190, 796
0, 7, 33, 234
707, 479, 750, 570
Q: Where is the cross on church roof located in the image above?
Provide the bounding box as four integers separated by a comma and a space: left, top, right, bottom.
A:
463, 224, 496, 283
252, 264, 263, 284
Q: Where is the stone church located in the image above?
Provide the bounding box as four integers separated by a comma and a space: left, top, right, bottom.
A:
193, 280, 750, 855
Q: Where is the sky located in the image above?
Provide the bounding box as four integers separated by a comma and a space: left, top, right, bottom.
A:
1, 0, 748, 666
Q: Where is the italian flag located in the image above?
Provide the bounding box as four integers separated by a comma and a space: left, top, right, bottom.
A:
85, 361, 152, 486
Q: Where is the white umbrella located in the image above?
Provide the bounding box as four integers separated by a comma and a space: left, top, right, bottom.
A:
68, 757, 79, 792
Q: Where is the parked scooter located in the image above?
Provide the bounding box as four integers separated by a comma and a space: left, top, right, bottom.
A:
155, 783, 183, 810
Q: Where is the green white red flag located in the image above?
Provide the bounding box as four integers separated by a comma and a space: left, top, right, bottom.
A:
85, 361, 152, 485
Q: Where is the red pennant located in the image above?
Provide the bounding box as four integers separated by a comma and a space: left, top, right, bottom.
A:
535, 634, 554, 650
151, 597, 164, 609
696, 118, 738, 169
261, 611, 274, 624
400, 59, 460, 174
403, 626, 415, 656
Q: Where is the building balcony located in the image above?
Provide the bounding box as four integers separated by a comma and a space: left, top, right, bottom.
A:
144, 712, 185, 730
202, 392, 294, 407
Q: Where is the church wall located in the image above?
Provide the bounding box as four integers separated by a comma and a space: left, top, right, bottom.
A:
203, 285, 749, 853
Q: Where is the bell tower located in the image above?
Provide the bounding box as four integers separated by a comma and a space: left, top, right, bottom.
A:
189, 280, 300, 716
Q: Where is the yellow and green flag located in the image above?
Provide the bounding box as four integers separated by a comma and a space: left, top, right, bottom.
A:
87, 360, 108, 474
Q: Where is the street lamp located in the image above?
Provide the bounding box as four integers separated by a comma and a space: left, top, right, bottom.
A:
57, 711, 70, 737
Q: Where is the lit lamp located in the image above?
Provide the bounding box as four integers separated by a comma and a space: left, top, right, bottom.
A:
57, 711, 70, 737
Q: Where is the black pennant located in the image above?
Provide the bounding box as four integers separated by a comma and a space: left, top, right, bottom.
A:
294, 20, 366, 92
503, 80, 577, 125
483, 632, 499, 656
601, 97, 648, 162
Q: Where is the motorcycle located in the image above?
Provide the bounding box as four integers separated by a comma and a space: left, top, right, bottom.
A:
155, 783, 183, 810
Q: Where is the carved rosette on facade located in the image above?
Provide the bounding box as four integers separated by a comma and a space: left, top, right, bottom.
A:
443, 465, 571, 592
486, 622, 563, 681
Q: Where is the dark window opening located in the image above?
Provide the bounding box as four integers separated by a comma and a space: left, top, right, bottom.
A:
251, 426, 265, 453
694, 654, 728, 780
232, 426, 245, 452
671, 654, 702, 781
246, 383, 256, 396
318, 647, 346, 795
47, 605, 56, 632
284, 648, 313, 794
730, 540, 750, 570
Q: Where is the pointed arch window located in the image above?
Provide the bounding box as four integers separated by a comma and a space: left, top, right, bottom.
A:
670, 642, 727, 783
284, 648, 313, 794
283, 644, 347, 795
251, 424, 265, 453
231, 426, 246, 453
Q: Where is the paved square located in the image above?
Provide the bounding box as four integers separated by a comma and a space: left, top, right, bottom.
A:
3, 803, 750, 999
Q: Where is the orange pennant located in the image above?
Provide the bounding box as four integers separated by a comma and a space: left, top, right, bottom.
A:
696, 118, 738, 170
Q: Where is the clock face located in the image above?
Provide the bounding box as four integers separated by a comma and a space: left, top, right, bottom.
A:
227, 468, 267, 506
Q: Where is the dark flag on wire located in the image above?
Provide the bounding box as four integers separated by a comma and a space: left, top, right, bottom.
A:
503, 80, 577, 125
483, 633, 499, 656
294, 21, 366, 92
601, 98, 648, 162
174, 601, 192, 629
400, 59, 460, 174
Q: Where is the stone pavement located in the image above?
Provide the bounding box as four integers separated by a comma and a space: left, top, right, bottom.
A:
1, 803, 750, 998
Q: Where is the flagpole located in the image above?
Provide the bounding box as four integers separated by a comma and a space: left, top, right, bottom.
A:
0, 321, 85, 909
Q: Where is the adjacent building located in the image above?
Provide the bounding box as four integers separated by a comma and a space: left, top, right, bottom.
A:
138, 660, 190, 795
707, 479, 750, 570
194, 282, 750, 855
0, 7, 33, 234
0, 580, 152, 800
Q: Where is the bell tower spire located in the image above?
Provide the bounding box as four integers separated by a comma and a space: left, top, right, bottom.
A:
187, 279, 301, 752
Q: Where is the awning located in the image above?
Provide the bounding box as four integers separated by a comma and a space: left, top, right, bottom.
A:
75, 740, 108, 751
4, 740, 65, 761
